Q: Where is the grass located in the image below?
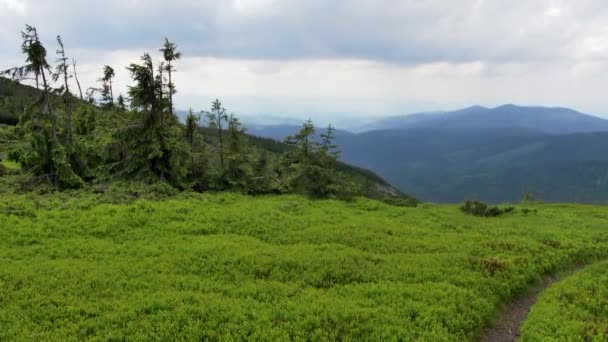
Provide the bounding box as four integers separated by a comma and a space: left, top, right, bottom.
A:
0, 160, 21, 170
520, 260, 608, 341
1, 193, 608, 340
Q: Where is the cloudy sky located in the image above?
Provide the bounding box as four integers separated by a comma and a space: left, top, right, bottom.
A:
2, 0, 608, 126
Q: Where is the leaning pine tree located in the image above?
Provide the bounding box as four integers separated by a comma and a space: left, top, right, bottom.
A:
3, 25, 82, 188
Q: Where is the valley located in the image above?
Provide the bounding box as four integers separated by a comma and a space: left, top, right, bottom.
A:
248, 105, 608, 203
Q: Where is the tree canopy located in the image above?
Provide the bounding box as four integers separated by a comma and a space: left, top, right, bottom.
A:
0, 24, 368, 200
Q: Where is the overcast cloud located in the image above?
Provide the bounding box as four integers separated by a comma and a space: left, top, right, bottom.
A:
2, 0, 608, 126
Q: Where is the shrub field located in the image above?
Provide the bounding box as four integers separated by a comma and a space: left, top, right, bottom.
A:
521, 261, 608, 341
1, 194, 608, 340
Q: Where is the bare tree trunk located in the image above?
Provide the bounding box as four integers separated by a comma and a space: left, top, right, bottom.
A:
40, 67, 58, 144
218, 117, 224, 171
59, 48, 73, 144
168, 62, 173, 116
157, 64, 165, 128
109, 78, 114, 107
72, 59, 84, 100
64, 76, 72, 145
63, 69, 73, 144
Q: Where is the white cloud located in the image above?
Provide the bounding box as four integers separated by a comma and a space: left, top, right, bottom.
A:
2, 0, 608, 123
0, 0, 26, 14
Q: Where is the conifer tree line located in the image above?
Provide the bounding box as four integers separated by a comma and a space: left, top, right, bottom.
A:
2, 25, 355, 197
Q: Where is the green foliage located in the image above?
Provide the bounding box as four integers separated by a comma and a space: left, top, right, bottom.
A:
521, 261, 608, 341
0, 77, 35, 125
460, 200, 514, 217
205, 99, 229, 172
123, 53, 188, 185
283, 120, 355, 198
98, 65, 115, 108
221, 114, 252, 189
381, 195, 419, 207
3, 25, 83, 189
0, 195, 607, 340
159, 37, 181, 116
1, 26, 416, 202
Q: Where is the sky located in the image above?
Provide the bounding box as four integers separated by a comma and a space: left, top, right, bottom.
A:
2, 0, 608, 127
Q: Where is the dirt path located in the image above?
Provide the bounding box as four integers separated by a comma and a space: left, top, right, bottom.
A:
482, 265, 584, 342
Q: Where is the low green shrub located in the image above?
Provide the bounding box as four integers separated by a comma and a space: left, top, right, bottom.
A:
460, 200, 514, 217
521, 208, 538, 215
521, 261, 608, 341
381, 196, 419, 207
1, 195, 607, 340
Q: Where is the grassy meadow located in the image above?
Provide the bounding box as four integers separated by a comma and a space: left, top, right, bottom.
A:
1, 193, 608, 341
521, 260, 608, 341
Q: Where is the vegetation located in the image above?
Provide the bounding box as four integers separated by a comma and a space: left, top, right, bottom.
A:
460, 200, 514, 217
4, 24, 607, 341
521, 261, 608, 341
0, 192, 607, 340
0, 24, 408, 202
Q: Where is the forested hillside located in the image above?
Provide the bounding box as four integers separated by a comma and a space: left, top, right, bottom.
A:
0, 77, 38, 125
0, 26, 415, 205
250, 110, 608, 204
337, 129, 608, 203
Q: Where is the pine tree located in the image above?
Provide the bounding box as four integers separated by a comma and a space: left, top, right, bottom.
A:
315, 124, 342, 197
117, 94, 127, 111
185, 108, 198, 151
3, 25, 82, 188
283, 119, 317, 195
184, 108, 207, 191
127, 54, 156, 121
125, 53, 187, 183
205, 99, 228, 171
100, 65, 115, 108
283, 120, 345, 197
224, 113, 251, 189
159, 38, 181, 116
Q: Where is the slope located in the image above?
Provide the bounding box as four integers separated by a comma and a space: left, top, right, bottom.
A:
0, 77, 414, 204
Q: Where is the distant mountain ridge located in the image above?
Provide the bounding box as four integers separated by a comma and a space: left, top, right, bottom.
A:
246, 104, 608, 204
369, 105, 608, 134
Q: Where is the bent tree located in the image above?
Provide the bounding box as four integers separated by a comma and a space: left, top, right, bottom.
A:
3, 25, 81, 187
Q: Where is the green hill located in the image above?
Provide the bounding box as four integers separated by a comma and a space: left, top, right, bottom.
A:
0, 77, 40, 125
1, 192, 607, 340
0, 76, 415, 204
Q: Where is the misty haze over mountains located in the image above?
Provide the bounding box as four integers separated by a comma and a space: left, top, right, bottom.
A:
243, 105, 608, 204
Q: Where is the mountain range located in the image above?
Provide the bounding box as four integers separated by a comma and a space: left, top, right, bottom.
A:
247, 105, 608, 204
